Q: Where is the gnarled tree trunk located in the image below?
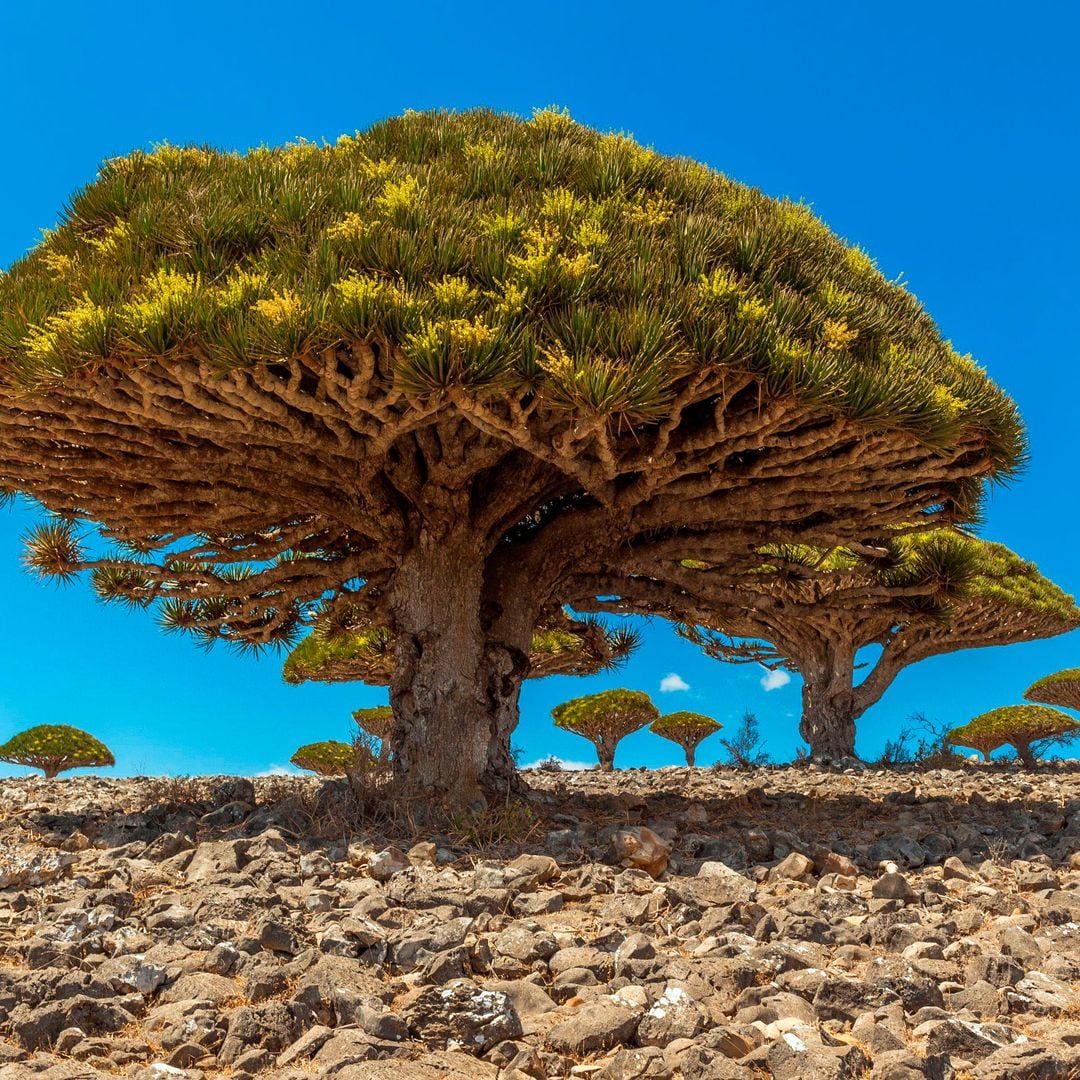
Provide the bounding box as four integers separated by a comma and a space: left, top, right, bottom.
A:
387, 521, 534, 806
594, 738, 616, 771
1013, 741, 1037, 768
798, 646, 859, 759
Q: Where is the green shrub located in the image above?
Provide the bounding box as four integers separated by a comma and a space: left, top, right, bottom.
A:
0, 724, 115, 778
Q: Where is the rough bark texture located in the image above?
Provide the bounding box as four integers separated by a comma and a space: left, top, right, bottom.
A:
1014, 741, 1038, 769
594, 740, 617, 771
789, 644, 858, 759
386, 519, 536, 804
685, 745, 697, 768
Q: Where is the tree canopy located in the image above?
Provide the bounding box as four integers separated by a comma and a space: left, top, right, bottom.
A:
1025, 668, 1080, 713
0, 724, 115, 778
649, 710, 721, 766
0, 108, 1025, 801
948, 705, 1080, 767
289, 739, 359, 776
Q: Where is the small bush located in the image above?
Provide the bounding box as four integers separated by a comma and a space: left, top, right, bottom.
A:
879, 713, 964, 768
716, 710, 769, 768
532, 755, 564, 772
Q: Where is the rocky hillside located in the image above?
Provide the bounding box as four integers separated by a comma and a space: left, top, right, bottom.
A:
1, 764, 1079, 1080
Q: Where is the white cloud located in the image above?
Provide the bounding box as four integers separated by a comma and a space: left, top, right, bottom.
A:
256, 764, 303, 777
659, 672, 690, 693
522, 758, 594, 771
760, 668, 791, 692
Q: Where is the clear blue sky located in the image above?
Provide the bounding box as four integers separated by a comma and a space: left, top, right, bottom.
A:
0, 2, 1077, 775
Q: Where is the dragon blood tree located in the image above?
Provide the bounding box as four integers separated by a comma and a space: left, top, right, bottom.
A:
553, 689, 658, 770
352, 705, 394, 761
289, 739, 359, 776
948, 705, 1080, 768
649, 711, 721, 766
583, 531, 1079, 759
0, 109, 1024, 803
1025, 669, 1080, 713
0, 724, 115, 778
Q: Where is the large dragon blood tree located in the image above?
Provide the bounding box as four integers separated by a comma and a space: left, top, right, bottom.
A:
581, 531, 1078, 758
0, 109, 1024, 802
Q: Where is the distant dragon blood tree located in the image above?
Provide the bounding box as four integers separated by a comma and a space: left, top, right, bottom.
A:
352, 705, 394, 761
0, 109, 1024, 803
1025, 668, 1080, 713
289, 739, 358, 776
0, 724, 115, 778
582, 532, 1078, 758
553, 689, 658, 770
649, 711, 721, 766
948, 705, 1080, 768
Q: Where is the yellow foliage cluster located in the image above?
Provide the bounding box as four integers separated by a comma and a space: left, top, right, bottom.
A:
253, 290, 305, 327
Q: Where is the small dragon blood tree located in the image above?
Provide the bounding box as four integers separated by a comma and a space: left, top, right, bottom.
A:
552, 689, 658, 770
0, 108, 1024, 804
0, 724, 115, 778
1025, 668, 1080, 713
584, 531, 1078, 759
352, 705, 393, 761
289, 740, 359, 776
649, 711, 722, 766
948, 705, 1080, 768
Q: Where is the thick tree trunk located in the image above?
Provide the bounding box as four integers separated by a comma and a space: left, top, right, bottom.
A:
1014, 741, 1037, 768
685, 745, 697, 768
387, 523, 533, 807
42, 765, 60, 779
595, 739, 616, 771
799, 648, 858, 759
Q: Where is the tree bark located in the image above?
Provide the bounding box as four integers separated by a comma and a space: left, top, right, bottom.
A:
798, 646, 858, 759
479, 639, 532, 799
386, 521, 533, 807
684, 745, 697, 768
42, 764, 60, 779
1014, 741, 1037, 768
595, 739, 616, 771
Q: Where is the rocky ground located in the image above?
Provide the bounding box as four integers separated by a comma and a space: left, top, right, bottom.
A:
0, 765, 1079, 1080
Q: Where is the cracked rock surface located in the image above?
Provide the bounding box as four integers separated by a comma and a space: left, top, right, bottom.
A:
0, 764, 1078, 1078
